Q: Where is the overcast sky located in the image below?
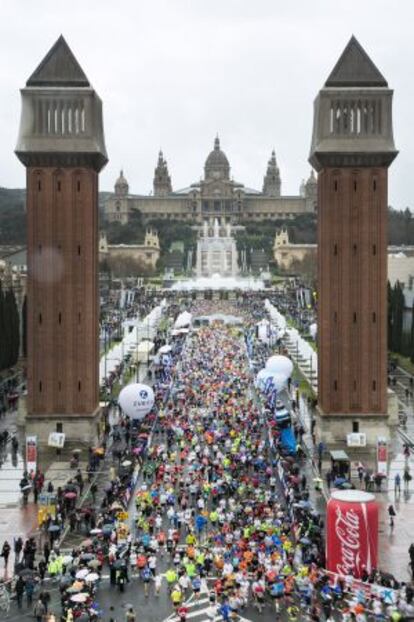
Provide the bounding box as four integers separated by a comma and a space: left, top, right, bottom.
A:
0, 0, 412, 208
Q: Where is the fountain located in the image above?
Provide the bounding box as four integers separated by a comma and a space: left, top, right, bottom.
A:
171, 272, 264, 291
195, 217, 239, 278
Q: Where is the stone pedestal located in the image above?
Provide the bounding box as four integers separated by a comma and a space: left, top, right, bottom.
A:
315, 388, 399, 452
24, 407, 102, 447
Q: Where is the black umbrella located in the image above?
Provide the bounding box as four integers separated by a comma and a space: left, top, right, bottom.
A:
18, 568, 35, 577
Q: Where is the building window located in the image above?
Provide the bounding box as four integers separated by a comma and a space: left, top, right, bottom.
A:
372, 380, 376, 391
58, 312, 62, 325
78, 381, 81, 392
38, 180, 42, 191
373, 179, 377, 191
353, 244, 357, 255
372, 244, 377, 255
39, 381, 42, 393
57, 180, 61, 192
372, 312, 376, 323
334, 243, 337, 256
78, 245, 81, 256
352, 421, 359, 433
353, 312, 357, 323
334, 380, 338, 391
77, 180, 81, 192
39, 313, 42, 325
334, 180, 338, 192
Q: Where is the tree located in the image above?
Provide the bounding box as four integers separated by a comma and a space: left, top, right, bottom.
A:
0, 285, 19, 371
409, 299, 414, 363
387, 281, 393, 351
0, 282, 5, 370
22, 294, 27, 359
106, 255, 154, 278
391, 281, 404, 354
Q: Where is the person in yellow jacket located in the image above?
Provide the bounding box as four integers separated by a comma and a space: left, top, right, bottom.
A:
171, 586, 182, 608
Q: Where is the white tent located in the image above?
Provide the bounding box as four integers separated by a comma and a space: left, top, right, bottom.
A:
174, 311, 192, 329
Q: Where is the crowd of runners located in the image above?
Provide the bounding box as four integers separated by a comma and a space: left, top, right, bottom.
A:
1, 293, 414, 621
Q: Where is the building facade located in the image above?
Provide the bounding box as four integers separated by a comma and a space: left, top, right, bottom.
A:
309, 36, 398, 447
99, 229, 160, 270
104, 137, 317, 224
15, 36, 108, 444
273, 227, 317, 270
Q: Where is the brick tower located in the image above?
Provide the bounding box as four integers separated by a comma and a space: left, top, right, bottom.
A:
16, 36, 108, 444
309, 37, 398, 447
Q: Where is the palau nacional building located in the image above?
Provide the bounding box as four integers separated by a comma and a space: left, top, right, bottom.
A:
104, 139, 317, 225
14, 33, 399, 451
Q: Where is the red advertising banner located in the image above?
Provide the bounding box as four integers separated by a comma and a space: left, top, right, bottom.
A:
377, 436, 388, 476
326, 490, 378, 578
25, 435, 37, 474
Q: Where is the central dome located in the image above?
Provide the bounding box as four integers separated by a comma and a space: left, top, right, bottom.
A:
204, 136, 230, 180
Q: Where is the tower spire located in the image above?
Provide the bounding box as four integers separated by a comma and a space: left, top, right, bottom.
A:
153, 150, 172, 196
263, 149, 281, 197
27, 35, 90, 87
325, 36, 387, 87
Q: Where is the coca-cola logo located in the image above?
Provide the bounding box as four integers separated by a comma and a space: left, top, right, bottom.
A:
334, 504, 369, 576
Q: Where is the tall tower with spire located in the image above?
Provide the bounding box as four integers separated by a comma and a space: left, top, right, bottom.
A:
309, 36, 398, 446
153, 150, 172, 196
115, 170, 129, 196
263, 150, 281, 197
15, 36, 108, 444
304, 170, 317, 211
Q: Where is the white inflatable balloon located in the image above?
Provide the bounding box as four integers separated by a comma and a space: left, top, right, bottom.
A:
118, 383, 155, 420
266, 355, 293, 378
272, 372, 288, 391
255, 368, 274, 391
256, 369, 288, 393
309, 323, 317, 339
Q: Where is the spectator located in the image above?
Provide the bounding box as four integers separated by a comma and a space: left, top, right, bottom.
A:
0, 540, 11, 569
395, 473, 401, 494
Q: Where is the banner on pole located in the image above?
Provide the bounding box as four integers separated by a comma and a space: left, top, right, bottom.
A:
377, 436, 388, 476
25, 435, 37, 474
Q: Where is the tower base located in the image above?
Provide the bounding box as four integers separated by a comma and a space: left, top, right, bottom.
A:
314, 389, 399, 453
22, 406, 103, 448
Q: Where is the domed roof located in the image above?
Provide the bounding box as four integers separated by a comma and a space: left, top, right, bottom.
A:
115, 169, 128, 187
204, 136, 230, 179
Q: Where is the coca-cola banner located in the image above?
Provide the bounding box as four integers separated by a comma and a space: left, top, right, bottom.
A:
326, 490, 378, 578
